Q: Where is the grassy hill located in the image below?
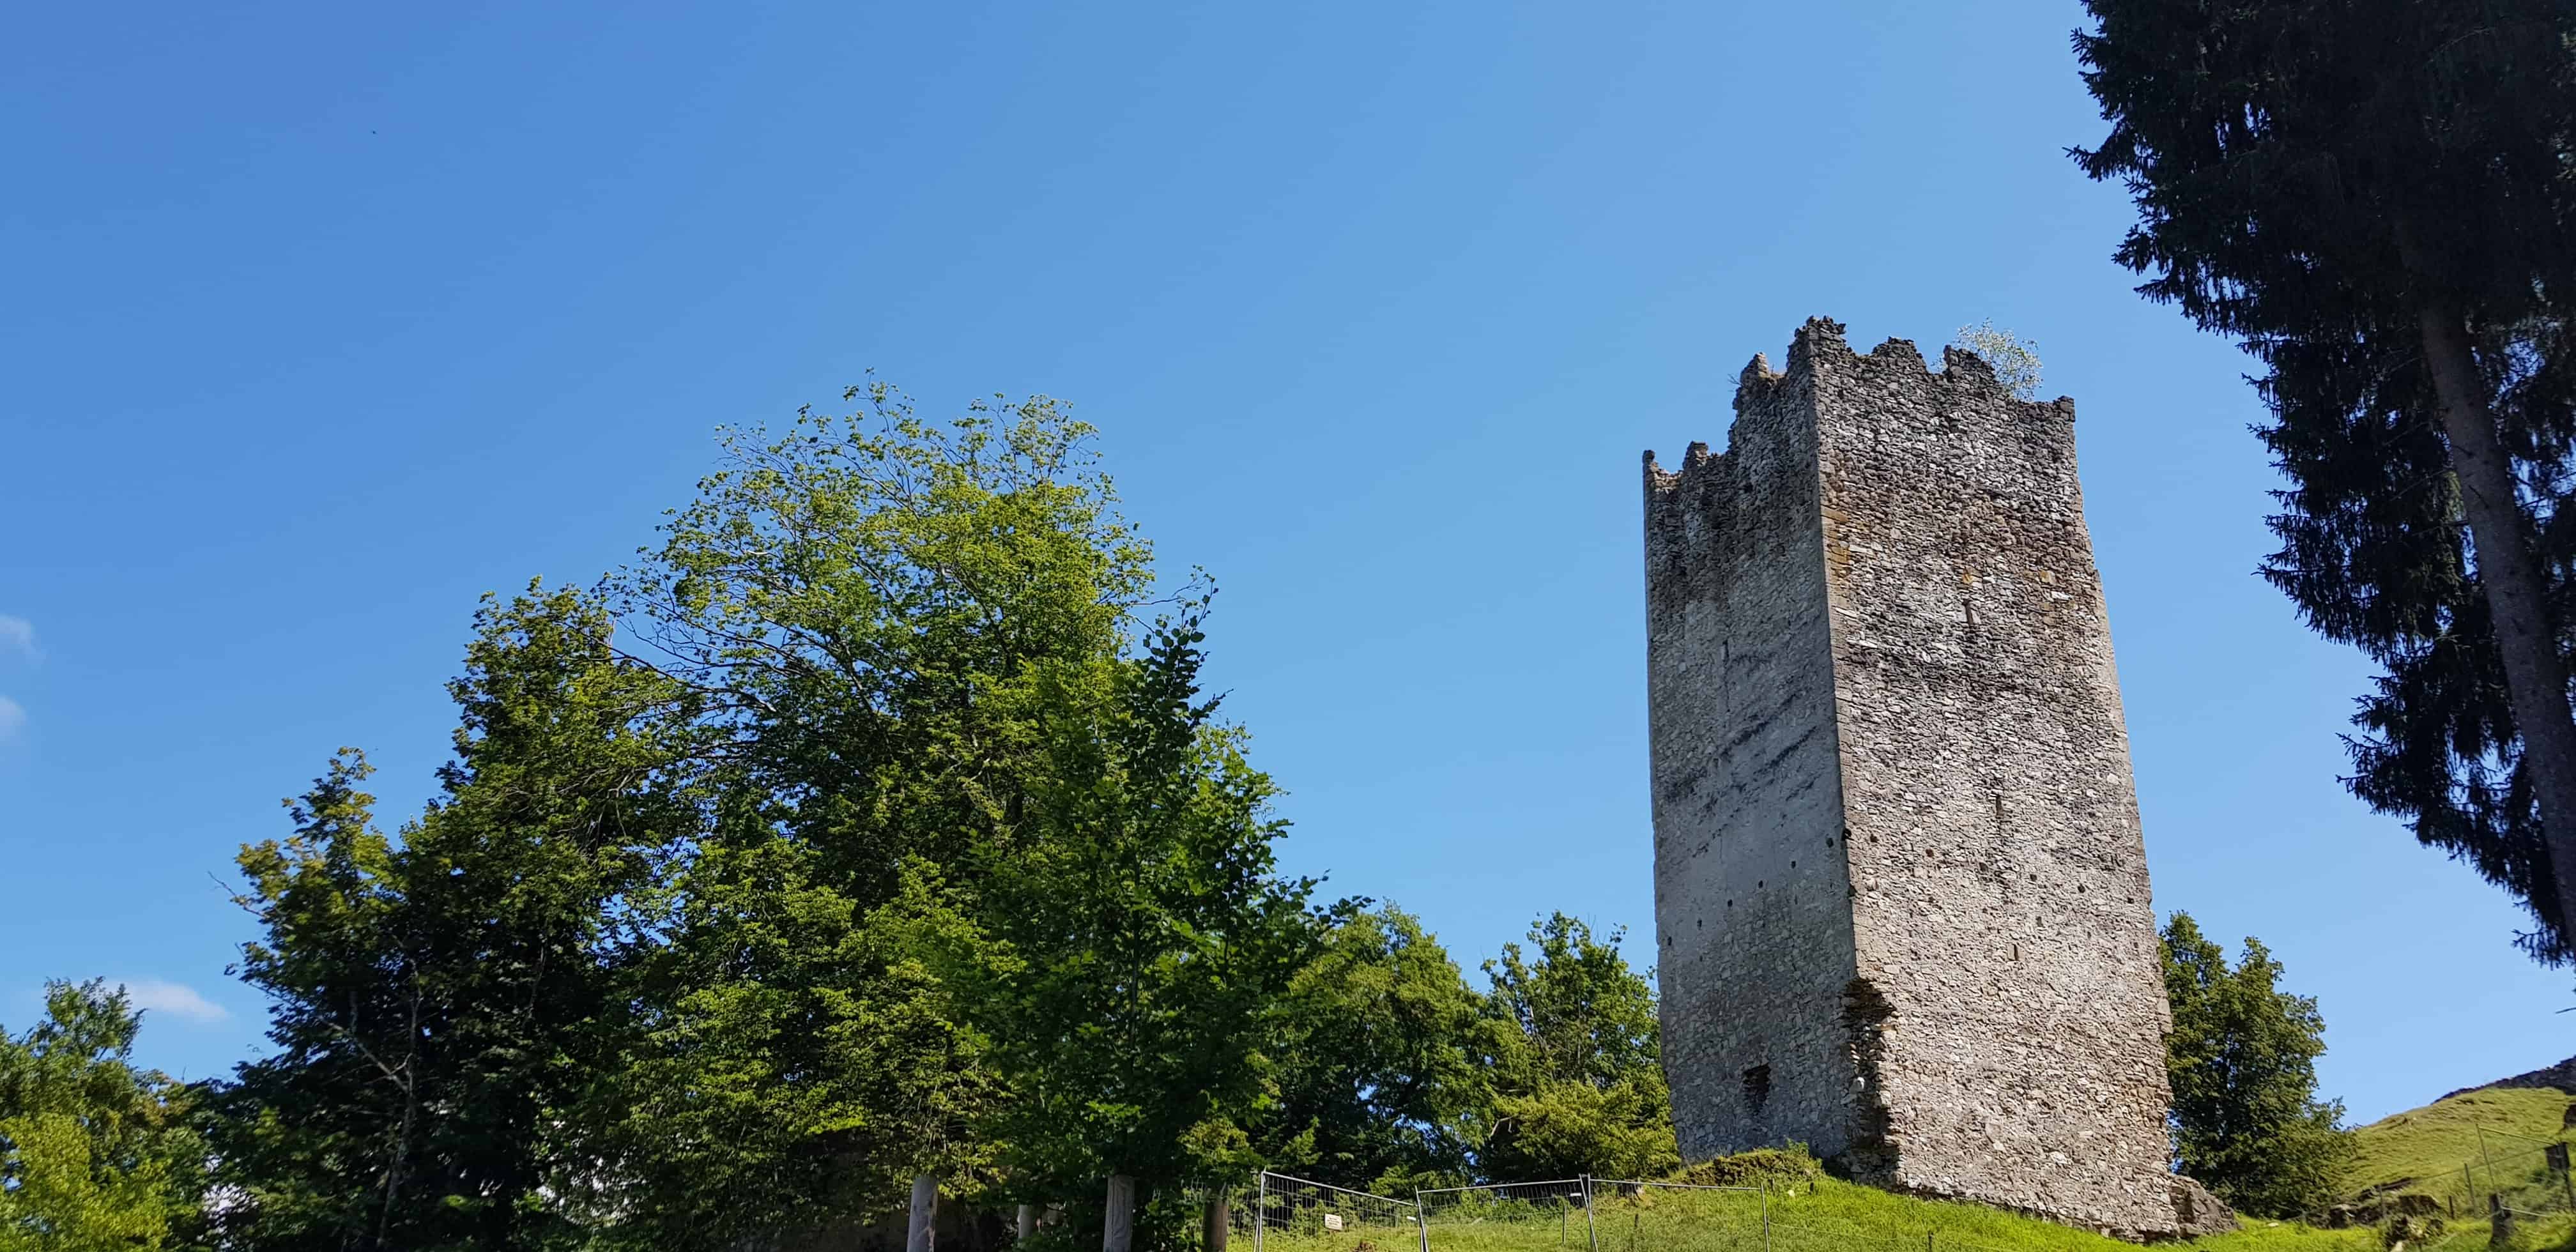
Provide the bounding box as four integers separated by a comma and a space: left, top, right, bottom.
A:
1722, 1075, 2576, 1251
1275, 1071, 2576, 1252
1429, 1177, 2549, 1252
1298, 1176, 2443, 1252
2347, 1085, 2576, 1200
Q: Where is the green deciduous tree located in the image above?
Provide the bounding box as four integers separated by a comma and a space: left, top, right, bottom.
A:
610, 385, 1153, 910
203, 380, 1702, 1247
2161, 913, 2352, 1219
942, 612, 1331, 1232
2074, 0, 2576, 961
601, 804, 1000, 1249
1474, 914, 1676, 1180
590, 390, 1145, 1239
1260, 905, 1488, 1191
0, 982, 205, 1252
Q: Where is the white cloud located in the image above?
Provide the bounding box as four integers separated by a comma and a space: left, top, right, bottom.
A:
0, 616, 31, 660
0, 695, 20, 742
120, 979, 231, 1025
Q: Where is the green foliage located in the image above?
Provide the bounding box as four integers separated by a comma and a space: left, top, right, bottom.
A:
1261, 904, 1489, 1189
589, 391, 1148, 1238
0, 982, 204, 1252
214, 587, 696, 1251
2073, 0, 2576, 963
946, 612, 1331, 1206
1475, 914, 1676, 1180
196, 382, 1714, 1249
2163, 913, 2354, 1218
1951, 321, 2043, 401
610, 384, 1153, 906
598, 816, 1001, 1248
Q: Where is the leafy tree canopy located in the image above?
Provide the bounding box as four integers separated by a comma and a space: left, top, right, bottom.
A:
1260, 905, 1489, 1192
0, 981, 204, 1252
2162, 912, 2353, 1219
1475, 914, 1676, 1181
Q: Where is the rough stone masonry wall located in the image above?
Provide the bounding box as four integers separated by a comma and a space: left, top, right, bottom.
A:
1646, 319, 2176, 1237
1644, 353, 1860, 1164
1798, 320, 2174, 1235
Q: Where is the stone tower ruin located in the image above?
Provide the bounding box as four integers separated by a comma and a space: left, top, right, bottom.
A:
1643, 318, 2180, 1235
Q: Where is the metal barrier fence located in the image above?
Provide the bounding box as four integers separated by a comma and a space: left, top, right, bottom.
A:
1411, 1177, 1777, 1252
1578, 1179, 1772, 1252
1248, 1172, 1420, 1252
1416, 1179, 1597, 1252
2430, 1124, 2576, 1234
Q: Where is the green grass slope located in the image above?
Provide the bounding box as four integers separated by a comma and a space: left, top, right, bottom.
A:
1256, 1076, 2576, 1252
2347, 1087, 2576, 1199
1269, 1175, 2542, 1252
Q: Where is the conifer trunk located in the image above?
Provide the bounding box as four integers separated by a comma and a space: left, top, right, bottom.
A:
2418, 303, 2576, 946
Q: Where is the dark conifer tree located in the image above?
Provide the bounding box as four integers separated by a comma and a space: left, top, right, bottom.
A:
2074, 0, 2576, 959
213, 588, 696, 1251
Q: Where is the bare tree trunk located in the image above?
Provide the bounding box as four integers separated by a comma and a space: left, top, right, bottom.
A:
376, 1074, 415, 1252
1103, 1175, 1137, 1252
370, 982, 422, 1252
1204, 1193, 1230, 1252
909, 1174, 941, 1252
2419, 303, 2576, 945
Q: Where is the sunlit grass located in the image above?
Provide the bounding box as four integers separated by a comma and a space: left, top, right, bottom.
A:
2347, 1087, 2575, 1200
1243, 1176, 2570, 1252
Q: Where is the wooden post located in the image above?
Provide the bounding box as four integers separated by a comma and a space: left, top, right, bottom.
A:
1104, 1175, 1137, 1252
2490, 1193, 2515, 1248
1206, 1192, 1230, 1252
908, 1174, 939, 1252
1018, 1205, 1038, 1242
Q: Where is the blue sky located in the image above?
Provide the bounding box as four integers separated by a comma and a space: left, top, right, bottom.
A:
2, 1, 2558, 1124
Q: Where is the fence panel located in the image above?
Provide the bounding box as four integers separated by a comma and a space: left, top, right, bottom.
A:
1416, 1179, 1593, 1252
1250, 1173, 1420, 1252
2458, 1126, 2576, 1229
1586, 1179, 1770, 1252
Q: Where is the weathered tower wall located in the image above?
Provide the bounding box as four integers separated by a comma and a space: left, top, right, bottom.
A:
1643, 343, 1860, 1164
1644, 318, 2177, 1236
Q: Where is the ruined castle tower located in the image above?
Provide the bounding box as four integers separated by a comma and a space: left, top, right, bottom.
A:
1643, 319, 2179, 1235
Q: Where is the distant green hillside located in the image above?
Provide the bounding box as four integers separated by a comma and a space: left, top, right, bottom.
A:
2348, 1085, 2575, 1200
